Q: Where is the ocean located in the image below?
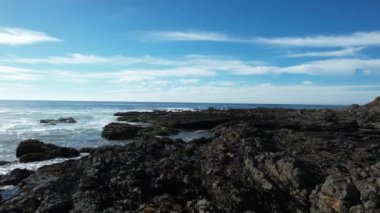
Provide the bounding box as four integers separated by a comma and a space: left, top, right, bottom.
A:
0, 100, 344, 174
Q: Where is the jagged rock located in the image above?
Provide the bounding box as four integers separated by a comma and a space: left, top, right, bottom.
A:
0, 169, 34, 186
79, 147, 98, 154
365, 97, 380, 108
101, 123, 144, 140
115, 110, 230, 130
16, 140, 80, 163
310, 175, 361, 213
1, 97, 380, 212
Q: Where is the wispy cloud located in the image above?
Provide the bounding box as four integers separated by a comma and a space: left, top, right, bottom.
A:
284, 47, 364, 58
232, 58, 380, 76
302, 80, 313, 85
102, 84, 380, 105
178, 78, 200, 85
1, 53, 179, 66
3, 54, 380, 84
256, 31, 380, 47
209, 81, 236, 86
141, 30, 380, 49
141, 31, 244, 42
0, 65, 36, 81
0, 27, 61, 45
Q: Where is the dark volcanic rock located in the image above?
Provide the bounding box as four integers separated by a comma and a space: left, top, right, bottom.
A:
0, 161, 10, 166
365, 96, 380, 108
40, 117, 77, 125
102, 123, 144, 140
79, 147, 99, 154
115, 110, 230, 130
16, 140, 80, 163
0, 169, 33, 186
1, 98, 380, 212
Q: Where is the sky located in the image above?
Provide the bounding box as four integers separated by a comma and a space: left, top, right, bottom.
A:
0, 0, 380, 104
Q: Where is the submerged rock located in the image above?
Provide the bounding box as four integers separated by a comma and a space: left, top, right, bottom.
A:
16, 140, 80, 163
40, 117, 77, 125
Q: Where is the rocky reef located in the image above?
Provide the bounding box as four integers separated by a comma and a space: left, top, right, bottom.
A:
16, 140, 80, 163
0, 98, 379, 212
40, 117, 77, 125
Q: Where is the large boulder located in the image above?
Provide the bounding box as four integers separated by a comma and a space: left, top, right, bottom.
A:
310, 175, 361, 213
16, 140, 80, 163
101, 123, 143, 140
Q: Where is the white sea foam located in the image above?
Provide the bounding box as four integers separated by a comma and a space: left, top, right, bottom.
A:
0, 154, 87, 175
169, 130, 212, 142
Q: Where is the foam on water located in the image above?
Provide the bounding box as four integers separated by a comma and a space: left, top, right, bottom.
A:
0, 154, 87, 175
0, 100, 343, 170
169, 130, 212, 142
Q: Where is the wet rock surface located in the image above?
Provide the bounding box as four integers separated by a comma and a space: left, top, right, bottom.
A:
101, 123, 144, 140
16, 140, 80, 163
1, 97, 380, 212
0, 169, 33, 186
40, 117, 77, 125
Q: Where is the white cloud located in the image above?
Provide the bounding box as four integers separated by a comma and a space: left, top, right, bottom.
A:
8, 53, 380, 77
302, 81, 313, 85
141, 30, 380, 48
0, 27, 61, 45
3, 55, 380, 85
284, 47, 363, 58
98, 84, 380, 105
141, 31, 239, 42
256, 31, 380, 47
232, 58, 380, 76
0, 65, 36, 81
3, 53, 177, 66
209, 81, 236, 86
148, 80, 170, 86
178, 78, 200, 85
1, 60, 380, 104
1, 83, 379, 104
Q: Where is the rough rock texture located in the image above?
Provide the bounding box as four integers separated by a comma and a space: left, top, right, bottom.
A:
40, 117, 77, 125
16, 140, 80, 163
102, 122, 178, 141
0, 169, 33, 186
1, 97, 380, 212
101, 123, 144, 140
115, 110, 229, 130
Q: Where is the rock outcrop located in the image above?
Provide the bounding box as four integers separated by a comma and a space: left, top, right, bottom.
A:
40, 117, 77, 125
16, 140, 80, 163
1, 99, 380, 212
0, 169, 33, 186
101, 123, 144, 140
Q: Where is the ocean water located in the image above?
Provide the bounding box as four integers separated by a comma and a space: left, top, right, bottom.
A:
0, 100, 344, 173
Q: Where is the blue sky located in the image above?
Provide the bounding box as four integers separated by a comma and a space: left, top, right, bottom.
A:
0, 0, 379, 104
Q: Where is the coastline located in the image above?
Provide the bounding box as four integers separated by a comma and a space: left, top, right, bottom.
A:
0, 98, 379, 212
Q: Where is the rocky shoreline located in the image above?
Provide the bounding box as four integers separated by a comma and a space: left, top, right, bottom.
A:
0, 98, 379, 212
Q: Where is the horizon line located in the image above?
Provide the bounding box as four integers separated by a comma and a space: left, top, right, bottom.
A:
0, 98, 348, 106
